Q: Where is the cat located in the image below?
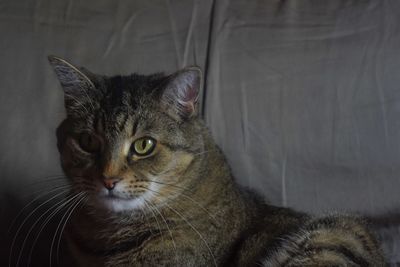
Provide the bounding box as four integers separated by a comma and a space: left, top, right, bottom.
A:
48, 55, 386, 267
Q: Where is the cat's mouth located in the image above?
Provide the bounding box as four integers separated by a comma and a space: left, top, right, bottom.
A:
94, 188, 151, 212
82, 179, 159, 212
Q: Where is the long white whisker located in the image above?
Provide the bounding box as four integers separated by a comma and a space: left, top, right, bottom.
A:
56, 194, 88, 266
26, 192, 82, 266
14, 191, 76, 267
65, 93, 91, 114
138, 205, 154, 235
79, 84, 96, 111
145, 200, 178, 263
149, 185, 218, 225
7, 184, 72, 234
145, 179, 193, 193
143, 200, 165, 244
26, 181, 70, 197
144, 186, 218, 227
163, 202, 217, 267
8, 189, 69, 267
15, 195, 69, 267
49, 192, 86, 267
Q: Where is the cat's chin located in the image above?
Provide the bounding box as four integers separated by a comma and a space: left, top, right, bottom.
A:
95, 195, 147, 213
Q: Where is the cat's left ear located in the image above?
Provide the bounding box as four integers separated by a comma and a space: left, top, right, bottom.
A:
48, 55, 95, 94
48, 55, 97, 116
161, 66, 202, 120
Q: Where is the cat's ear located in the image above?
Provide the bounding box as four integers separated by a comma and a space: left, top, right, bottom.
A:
161, 67, 202, 120
48, 55, 95, 93
48, 55, 97, 115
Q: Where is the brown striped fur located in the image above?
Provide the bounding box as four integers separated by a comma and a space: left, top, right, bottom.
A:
49, 56, 386, 266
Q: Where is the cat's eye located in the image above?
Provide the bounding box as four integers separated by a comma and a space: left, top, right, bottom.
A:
131, 137, 156, 157
78, 132, 101, 153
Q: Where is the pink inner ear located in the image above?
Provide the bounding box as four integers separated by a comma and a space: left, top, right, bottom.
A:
181, 86, 198, 114
162, 69, 200, 118
181, 100, 195, 114
175, 86, 198, 116
182, 86, 198, 102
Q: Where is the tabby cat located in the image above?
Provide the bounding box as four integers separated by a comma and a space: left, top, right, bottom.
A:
48, 56, 386, 266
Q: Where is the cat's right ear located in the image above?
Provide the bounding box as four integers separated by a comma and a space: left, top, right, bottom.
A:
161, 67, 202, 121
48, 55, 96, 115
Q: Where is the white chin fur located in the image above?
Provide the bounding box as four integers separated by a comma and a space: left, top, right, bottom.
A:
102, 197, 147, 212
97, 182, 159, 212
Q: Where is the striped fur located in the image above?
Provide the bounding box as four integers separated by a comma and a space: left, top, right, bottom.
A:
48, 57, 386, 266
263, 216, 386, 266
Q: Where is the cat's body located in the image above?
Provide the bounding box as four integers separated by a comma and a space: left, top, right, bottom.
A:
49, 56, 386, 266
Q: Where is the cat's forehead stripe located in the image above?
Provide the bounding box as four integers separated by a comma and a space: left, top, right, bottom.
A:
132, 119, 139, 136
116, 112, 129, 132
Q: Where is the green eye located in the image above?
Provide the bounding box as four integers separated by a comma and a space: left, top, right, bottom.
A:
132, 137, 156, 156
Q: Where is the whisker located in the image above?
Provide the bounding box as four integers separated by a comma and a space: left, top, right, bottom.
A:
7, 184, 72, 234
138, 206, 153, 234
143, 200, 165, 245
145, 200, 178, 262
26, 181, 70, 195
56, 194, 88, 266
26, 192, 83, 267
20, 177, 69, 199
163, 202, 217, 267
65, 93, 91, 114
16, 193, 80, 267
49, 192, 86, 267
8, 189, 69, 267
80, 85, 96, 111
144, 186, 218, 226
145, 179, 194, 193
10, 191, 71, 266
140, 189, 217, 266
163, 187, 218, 225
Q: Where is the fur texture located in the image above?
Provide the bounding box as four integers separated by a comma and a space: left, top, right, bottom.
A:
49, 56, 386, 267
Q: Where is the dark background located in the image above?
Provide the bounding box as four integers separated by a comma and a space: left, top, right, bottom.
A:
1, 0, 399, 265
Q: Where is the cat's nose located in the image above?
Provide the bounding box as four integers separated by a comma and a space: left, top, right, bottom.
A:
103, 177, 121, 190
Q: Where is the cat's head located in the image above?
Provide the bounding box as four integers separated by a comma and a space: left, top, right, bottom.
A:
49, 56, 205, 213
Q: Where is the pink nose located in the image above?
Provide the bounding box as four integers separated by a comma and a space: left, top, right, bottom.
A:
103, 177, 121, 190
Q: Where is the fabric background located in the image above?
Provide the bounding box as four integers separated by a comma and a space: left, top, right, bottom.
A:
1, 0, 399, 265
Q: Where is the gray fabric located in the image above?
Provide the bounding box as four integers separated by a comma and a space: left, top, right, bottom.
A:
1, 0, 399, 264
206, 0, 400, 214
